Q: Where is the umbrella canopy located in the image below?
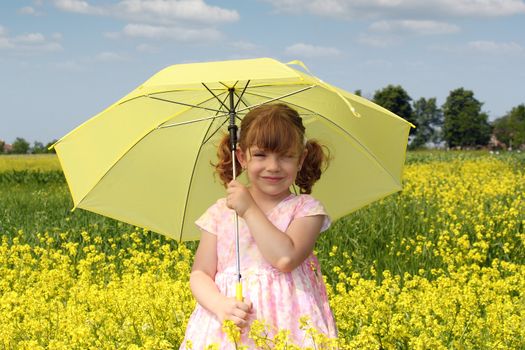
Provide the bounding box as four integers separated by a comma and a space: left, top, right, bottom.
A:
53, 57, 413, 241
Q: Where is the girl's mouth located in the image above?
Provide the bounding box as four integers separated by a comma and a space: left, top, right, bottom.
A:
262, 176, 283, 183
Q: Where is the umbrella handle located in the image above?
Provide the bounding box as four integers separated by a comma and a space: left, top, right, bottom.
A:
236, 282, 243, 301
229, 89, 243, 303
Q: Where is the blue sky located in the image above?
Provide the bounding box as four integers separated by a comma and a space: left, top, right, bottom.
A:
1, 0, 524, 144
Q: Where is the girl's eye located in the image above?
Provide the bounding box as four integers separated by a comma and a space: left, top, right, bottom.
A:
253, 153, 265, 157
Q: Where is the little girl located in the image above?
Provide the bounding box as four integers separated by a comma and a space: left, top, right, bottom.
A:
180, 103, 337, 348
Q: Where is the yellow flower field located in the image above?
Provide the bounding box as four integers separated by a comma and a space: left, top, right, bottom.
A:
0, 154, 60, 172
0, 153, 523, 349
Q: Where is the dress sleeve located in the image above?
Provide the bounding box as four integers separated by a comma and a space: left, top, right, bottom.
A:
194, 199, 223, 235
293, 195, 331, 232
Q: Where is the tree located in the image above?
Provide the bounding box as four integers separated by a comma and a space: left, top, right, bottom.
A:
373, 85, 416, 133
492, 104, 525, 149
11, 137, 30, 154
31, 141, 46, 154
442, 88, 491, 148
45, 139, 58, 154
411, 97, 443, 148
0, 140, 4, 154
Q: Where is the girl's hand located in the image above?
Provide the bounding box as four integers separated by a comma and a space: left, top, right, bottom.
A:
215, 296, 253, 328
226, 180, 254, 217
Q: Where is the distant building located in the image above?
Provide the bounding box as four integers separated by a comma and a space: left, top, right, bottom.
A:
488, 134, 506, 150
2, 142, 12, 153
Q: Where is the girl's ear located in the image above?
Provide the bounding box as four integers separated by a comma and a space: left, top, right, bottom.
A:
236, 147, 247, 168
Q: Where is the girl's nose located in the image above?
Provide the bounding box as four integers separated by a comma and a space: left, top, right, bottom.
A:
266, 156, 280, 171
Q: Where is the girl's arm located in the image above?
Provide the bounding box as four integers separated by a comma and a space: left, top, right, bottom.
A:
227, 181, 324, 272
190, 230, 252, 327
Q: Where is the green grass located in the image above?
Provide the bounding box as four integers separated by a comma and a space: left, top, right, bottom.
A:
405, 148, 525, 163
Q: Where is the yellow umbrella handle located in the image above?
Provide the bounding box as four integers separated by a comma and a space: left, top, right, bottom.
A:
236, 282, 243, 301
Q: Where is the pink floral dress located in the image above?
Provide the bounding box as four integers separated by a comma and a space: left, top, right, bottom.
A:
180, 194, 337, 349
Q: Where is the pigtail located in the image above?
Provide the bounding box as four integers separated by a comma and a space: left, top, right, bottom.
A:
295, 139, 330, 194
214, 134, 243, 187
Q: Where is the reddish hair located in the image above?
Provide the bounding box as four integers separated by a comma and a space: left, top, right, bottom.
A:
215, 103, 329, 194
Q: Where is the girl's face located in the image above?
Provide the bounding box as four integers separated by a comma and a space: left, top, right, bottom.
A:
238, 146, 306, 198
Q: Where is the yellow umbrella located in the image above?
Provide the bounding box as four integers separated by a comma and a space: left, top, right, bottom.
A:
52, 57, 413, 299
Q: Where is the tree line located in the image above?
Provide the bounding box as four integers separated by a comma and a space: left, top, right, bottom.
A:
367, 85, 525, 150
2, 85, 524, 154
0, 138, 57, 154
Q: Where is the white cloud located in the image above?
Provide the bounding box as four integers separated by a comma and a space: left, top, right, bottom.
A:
52, 0, 106, 15
51, 0, 239, 24
263, 0, 525, 18
115, 0, 239, 24
94, 51, 128, 62
12, 33, 46, 44
430, 40, 525, 56
0, 38, 11, 49
18, 6, 40, 15
444, 0, 525, 16
51, 0, 238, 43
0, 26, 63, 53
467, 40, 525, 54
136, 43, 160, 53
121, 23, 222, 41
285, 43, 341, 58
359, 20, 459, 48
52, 52, 127, 72
0, 26, 9, 49
357, 33, 400, 47
370, 20, 460, 35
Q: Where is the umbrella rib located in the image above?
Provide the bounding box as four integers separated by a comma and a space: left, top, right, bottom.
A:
317, 119, 402, 188
178, 99, 231, 240
200, 110, 246, 146
158, 110, 243, 130
244, 89, 402, 188
114, 81, 305, 108
239, 90, 316, 114
157, 113, 229, 129
201, 117, 229, 145
234, 91, 251, 109
178, 123, 216, 242
219, 81, 239, 90
178, 85, 247, 239
234, 80, 251, 111
235, 85, 316, 114
157, 89, 233, 129
161, 85, 315, 130
73, 92, 230, 214
146, 94, 225, 113
202, 83, 231, 113
195, 93, 232, 152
